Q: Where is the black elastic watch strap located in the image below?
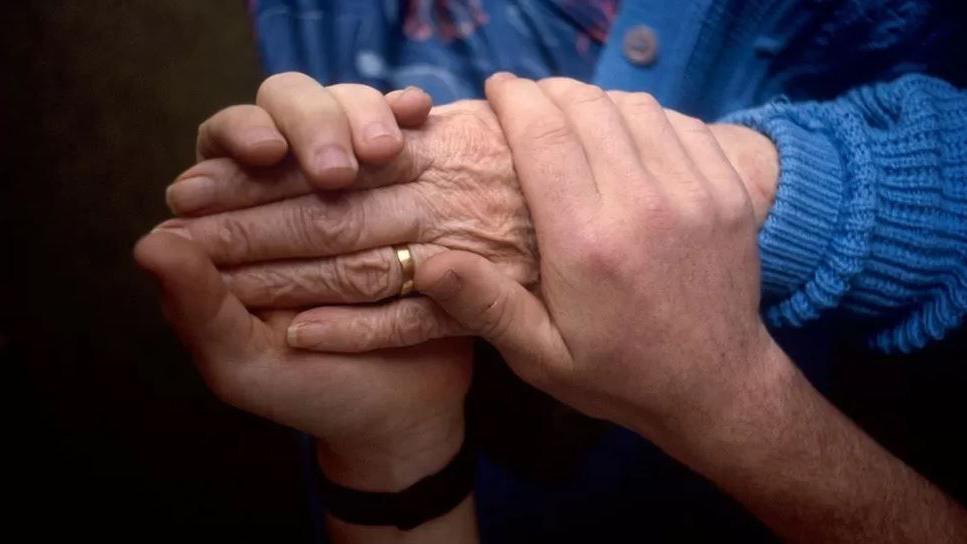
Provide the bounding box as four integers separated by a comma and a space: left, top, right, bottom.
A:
318, 436, 475, 531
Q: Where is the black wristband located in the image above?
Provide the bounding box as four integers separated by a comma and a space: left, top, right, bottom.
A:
317, 435, 476, 531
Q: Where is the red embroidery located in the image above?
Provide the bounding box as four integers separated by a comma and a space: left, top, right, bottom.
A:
403, 0, 490, 42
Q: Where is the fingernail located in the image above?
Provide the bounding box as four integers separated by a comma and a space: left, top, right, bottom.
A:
363, 121, 399, 143
287, 322, 318, 349
488, 71, 516, 84
166, 176, 214, 214
401, 85, 424, 98
312, 145, 356, 176
151, 224, 193, 241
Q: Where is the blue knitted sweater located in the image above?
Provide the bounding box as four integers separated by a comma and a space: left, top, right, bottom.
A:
252, 0, 967, 353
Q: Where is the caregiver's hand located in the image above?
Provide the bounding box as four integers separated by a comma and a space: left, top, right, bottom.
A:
185, 71, 434, 191
419, 74, 967, 544
419, 74, 774, 443
133, 232, 473, 497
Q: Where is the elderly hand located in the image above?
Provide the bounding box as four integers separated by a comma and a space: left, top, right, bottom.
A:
160, 72, 776, 354
417, 74, 783, 453
139, 76, 475, 499
160, 75, 536, 352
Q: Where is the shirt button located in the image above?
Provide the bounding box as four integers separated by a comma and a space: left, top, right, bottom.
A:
622, 25, 659, 66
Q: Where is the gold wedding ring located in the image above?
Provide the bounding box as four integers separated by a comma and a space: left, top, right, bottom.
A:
394, 245, 415, 297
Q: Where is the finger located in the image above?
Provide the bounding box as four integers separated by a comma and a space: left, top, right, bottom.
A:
327, 83, 404, 164
609, 91, 712, 202
385, 86, 433, 128
166, 157, 310, 217
223, 243, 446, 308
256, 72, 358, 189
484, 72, 598, 231
538, 79, 648, 198
416, 250, 570, 389
664, 109, 749, 206
286, 297, 467, 352
132, 232, 263, 372
196, 105, 288, 166
155, 186, 426, 266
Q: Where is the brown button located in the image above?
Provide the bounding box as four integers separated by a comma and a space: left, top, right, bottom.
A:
623, 25, 659, 66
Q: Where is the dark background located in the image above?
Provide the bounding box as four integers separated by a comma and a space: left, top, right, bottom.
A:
3, 2, 965, 542
4, 2, 312, 541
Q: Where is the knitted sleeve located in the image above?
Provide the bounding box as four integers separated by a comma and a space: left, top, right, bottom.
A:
723, 74, 967, 353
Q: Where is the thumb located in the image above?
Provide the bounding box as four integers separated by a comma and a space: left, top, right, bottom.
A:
416, 250, 570, 388
133, 231, 260, 368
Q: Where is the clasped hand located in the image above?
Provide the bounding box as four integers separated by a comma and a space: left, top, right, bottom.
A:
136, 71, 786, 487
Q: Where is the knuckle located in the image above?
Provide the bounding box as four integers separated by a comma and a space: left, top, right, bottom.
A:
617, 93, 663, 118
256, 71, 309, 103
718, 189, 755, 227
476, 288, 515, 340
676, 199, 716, 232
525, 119, 574, 148
332, 250, 395, 301
342, 317, 379, 351
607, 90, 629, 102
284, 194, 365, 254
244, 270, 280, 305
537, 76, 577, 93
390, 301, 433, 346
579, 236, 625, 275
211, 216, 253, 263
559, 82, 608, 108
670, 112, 710, 137
284, 204, 320, 251
319, 195, 366, 251
329, 82, 380, 100
619, 92, 662, 115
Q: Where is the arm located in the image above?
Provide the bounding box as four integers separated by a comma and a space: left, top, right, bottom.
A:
317, 411, 478, 544
668, 341, 966, 543
418, 74, 967, 543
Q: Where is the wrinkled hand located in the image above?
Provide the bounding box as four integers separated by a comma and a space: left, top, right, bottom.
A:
140, 75, 474, 491
417, 75, 779, 453
161, 93, 536, 352
160, 74, 776, 354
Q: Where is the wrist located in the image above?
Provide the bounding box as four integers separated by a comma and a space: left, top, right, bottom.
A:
662, 337, 804, 475
708, 123, 779, 227
316, 409, 466, 492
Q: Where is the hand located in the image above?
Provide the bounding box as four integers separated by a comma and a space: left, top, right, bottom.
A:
187, 71, 434, 190
143, 76, 479, 539
416, 74, 780, 452
160, 96, 536, 353
133, 232, 472, 492
159, 78, 776, 355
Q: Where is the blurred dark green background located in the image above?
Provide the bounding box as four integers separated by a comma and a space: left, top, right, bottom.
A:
3, 2, 311, 540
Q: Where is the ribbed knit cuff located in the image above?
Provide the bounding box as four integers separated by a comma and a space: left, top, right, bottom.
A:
725, 75, 967, 353
724, 102, 862, 328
